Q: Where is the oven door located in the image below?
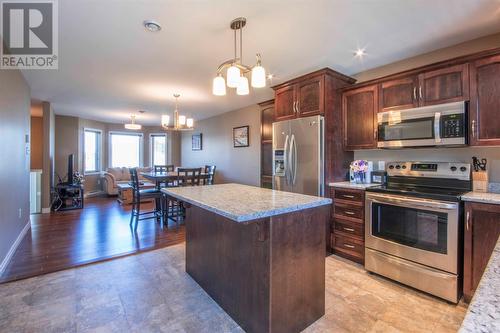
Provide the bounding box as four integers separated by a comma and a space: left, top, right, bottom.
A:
365, 192, 459, 274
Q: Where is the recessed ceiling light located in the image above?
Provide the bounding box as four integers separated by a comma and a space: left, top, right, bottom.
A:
354, 48, 366, 57
267, 74, 274, 80
143, 20, 161, 32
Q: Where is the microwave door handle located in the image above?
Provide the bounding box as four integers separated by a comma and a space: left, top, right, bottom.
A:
434, 112, 441, 143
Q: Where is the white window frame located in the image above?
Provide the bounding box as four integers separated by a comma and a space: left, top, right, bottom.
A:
108, 131, 144, 168
149, 133, 168, 167
83, 128, 102, 175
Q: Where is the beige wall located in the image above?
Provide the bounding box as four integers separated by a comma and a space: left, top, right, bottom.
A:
181, 104, 261, 186
30, 116, 43, 170
0, 61, 31, 266
54, 116, 181, 193
353, 32, 500, 182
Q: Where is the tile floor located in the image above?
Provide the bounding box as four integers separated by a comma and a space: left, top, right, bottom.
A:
0, 243, 467, 333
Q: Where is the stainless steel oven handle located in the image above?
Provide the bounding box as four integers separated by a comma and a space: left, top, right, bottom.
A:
366, 193, 458, 211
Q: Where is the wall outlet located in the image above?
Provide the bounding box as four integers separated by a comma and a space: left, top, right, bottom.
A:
18, 208, 22, 219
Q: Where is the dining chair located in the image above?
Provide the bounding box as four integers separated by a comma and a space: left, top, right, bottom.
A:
154, 165, 174, 173
129, 168, 164, 229
165, 168, 202, 225
204, 165, 216, 185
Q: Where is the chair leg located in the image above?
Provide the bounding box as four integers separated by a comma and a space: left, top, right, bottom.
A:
130, 198, 136, 226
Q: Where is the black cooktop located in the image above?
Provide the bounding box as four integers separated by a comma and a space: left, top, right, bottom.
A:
366, 184, 468, 202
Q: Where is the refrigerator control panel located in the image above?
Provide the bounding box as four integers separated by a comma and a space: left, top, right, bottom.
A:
274, 150, 285, 176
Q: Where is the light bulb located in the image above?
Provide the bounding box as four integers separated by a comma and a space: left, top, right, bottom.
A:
236, 76, 249, 95
212, 75, 226, 96
161, 115, 170, 127
179, 115, 186, 126
187, 118, 194, 128
251, 65, 266, 88
227, 65, 241, 88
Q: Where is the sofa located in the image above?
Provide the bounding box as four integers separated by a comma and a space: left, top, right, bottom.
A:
102, 167, 152, 195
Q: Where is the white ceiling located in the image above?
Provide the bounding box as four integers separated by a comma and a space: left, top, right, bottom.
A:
22, 0, 500, 125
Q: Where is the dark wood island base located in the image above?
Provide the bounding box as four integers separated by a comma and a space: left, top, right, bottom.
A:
184, 204, 329, 333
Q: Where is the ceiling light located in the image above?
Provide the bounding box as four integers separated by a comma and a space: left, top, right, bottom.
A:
212, 17, 267, 96
125, 115, 142, 130
354, 48, 366, 57
143, 20, 161, 32
161, 94, 194, 131
267, 74, 274, 80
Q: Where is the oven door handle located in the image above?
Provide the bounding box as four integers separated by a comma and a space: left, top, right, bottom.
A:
367, 194, 458, 211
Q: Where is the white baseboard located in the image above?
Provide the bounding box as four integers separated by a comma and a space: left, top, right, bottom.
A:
0, 220, 31, 276
42, 207, 51, 214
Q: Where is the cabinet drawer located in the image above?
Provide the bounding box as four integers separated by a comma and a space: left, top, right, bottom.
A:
332, 234, 364, 258
334, 188, 364, 203
334, 202, 364, 221
334, 219, 364, 238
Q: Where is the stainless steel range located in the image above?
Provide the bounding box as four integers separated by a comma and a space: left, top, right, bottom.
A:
365, 161, 471, 303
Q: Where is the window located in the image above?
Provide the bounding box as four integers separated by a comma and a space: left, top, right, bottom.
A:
151, 134, 167, 166
109, 132, 143, 168
84, 129, 101, 173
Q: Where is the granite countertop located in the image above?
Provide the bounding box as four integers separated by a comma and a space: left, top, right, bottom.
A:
328, 181, 379, 190
461, 183, 500, 205
459, 236, 500, 333
161, 183, 332, 223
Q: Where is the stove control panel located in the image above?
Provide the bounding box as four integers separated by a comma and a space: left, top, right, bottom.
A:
386, 162, 470, 181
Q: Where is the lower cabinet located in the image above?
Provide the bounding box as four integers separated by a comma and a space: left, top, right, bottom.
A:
463, 201, 500, 302
330, 187, 365, 264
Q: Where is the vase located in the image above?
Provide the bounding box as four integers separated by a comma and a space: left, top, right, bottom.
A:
354, 172, 365, 184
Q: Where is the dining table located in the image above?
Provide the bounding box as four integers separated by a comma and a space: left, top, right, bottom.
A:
141, 171, 209, 190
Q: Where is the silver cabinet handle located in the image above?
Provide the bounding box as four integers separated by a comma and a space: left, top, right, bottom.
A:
419, 86, 423, 100
344, 211, 355, 215
413, 87, 417, 100
466, 211, 470, 231
343, 227, 355, 232
292, 101, 296, 114
471, 120, 476, 138
344, 244, 355, 249
342, 194, 355, 199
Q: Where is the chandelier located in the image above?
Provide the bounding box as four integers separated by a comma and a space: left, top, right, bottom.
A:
212, 17, 266, 96
124, 115, 142, 130
161, 94, 194, 131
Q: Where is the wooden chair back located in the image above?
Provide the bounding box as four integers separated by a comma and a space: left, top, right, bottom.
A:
204, 165, 216, 185
154, 165, 175, 173
177, 168, 202, 187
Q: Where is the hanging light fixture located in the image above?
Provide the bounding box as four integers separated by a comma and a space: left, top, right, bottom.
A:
161, 94, 194, 131
212, 17, 267, 96
124, 115, 142, 130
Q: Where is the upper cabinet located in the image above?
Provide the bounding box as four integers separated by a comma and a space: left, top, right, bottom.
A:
273, 73, 324, 121
342, 85, 378, 150
379, 76, 419, 112
418, 63, 469, 106
469, 54, 500, 146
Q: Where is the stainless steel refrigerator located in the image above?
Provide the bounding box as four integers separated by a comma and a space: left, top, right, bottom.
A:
272, 115, 324, 196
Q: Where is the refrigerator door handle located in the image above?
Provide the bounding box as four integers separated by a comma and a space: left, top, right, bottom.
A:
290, 134, 297, 185
283, 134, 290, 185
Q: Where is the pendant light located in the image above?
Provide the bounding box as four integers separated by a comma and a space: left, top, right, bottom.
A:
161, 94, 194, 131
212, 17, 267, 96
124, 115, 142, 130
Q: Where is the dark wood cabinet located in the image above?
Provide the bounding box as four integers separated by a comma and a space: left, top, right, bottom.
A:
463, 202, 500, 302
297, 75, 324, 117
330, 187, 365, 264
469, 55, 500, 146
259, 100, 274, 189
342, 85, 378, 150
379, 76, 418, 112
418, 63, 469, 106
274, 85, 296, 121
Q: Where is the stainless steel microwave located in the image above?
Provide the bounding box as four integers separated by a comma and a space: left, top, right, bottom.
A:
377, 101, 466, 148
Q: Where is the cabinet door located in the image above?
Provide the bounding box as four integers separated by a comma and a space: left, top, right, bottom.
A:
297, 75, 324, 117
342, 85, 378, 150
418, 63, 469, 106
274, 85, 296, 121
379, 76, 418, 112
463, 202, 500, 302
261, 104, 274, 142
469, 55, 500, 146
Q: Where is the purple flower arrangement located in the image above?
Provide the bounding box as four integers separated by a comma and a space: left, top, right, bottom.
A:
350, 160, 368, 183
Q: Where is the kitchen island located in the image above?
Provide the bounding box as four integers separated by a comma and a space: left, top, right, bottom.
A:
162, 183, 332, 333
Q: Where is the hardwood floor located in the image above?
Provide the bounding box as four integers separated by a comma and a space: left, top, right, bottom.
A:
0, 196, 185, 283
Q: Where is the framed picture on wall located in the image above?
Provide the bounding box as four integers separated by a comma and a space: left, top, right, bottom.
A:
233, 126, 249, 148
192, 133, 202, 151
